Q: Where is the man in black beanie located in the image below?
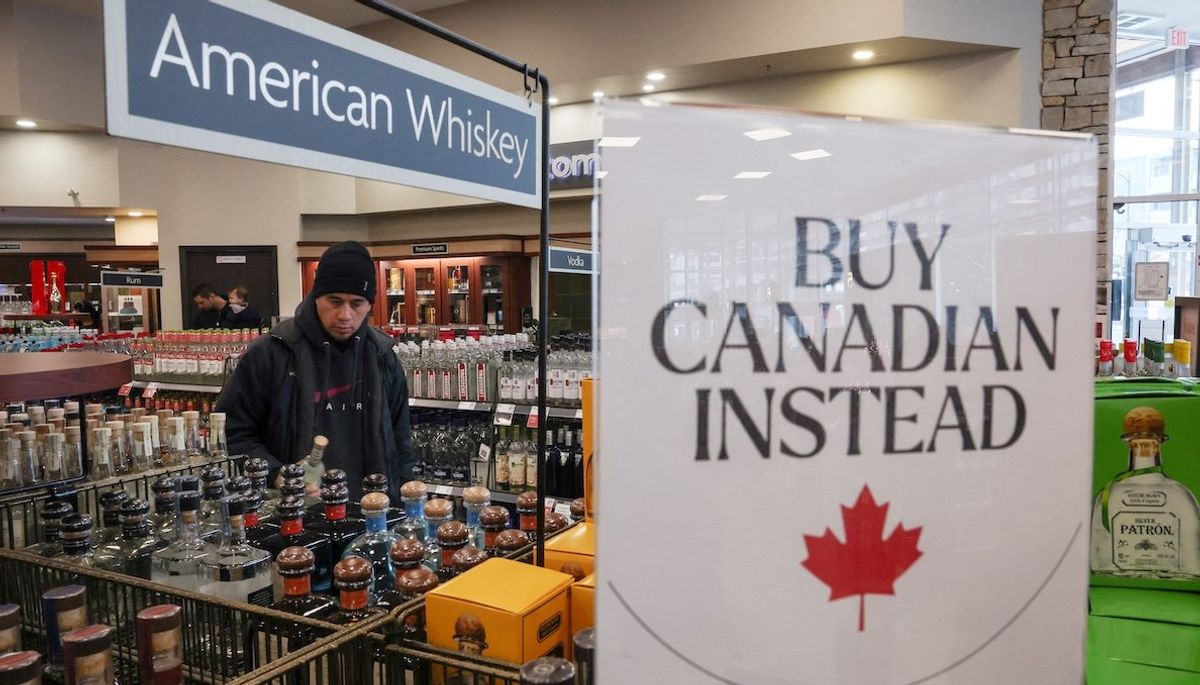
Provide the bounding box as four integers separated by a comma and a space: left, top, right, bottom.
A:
217, 241, 413, 502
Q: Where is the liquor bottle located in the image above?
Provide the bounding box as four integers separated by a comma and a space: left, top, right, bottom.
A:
545, 512, 569, 537
496, 529, 530, 558
421, 498, 453, 571
0, 604, 20, 655
0, 428, 20, 491
0, 651, 40, 684
151, 490, 210, 592
198, 467, 226, 541
59, 514, 121, 571
26, 500, 72, 558
389, 567, 439, 685
520, 657, 576, 685
544, 429, 560, 497
394, 480, 427, 542
341, 492, 397, 603
48, 272, 62, 315
43, 432, 67, 483
150, 477, 178, 546
87, 427, 113, 481
197, 495, 273, 606
480, 506, 509, 557
15, 432, 39, 486
243, 458, 279, 521
243, 492, 275, 546
165, 416, 186, 466
273, 547, 336, 620
257, 496, 333, 596
570, 498, 585, 523
361, 474, 404, 528
181, 411, 204, 464
62, 624, 115, 685
208, 412, 227, 460
377, 539, 426, 609
329, 556, 385, 624
42, 585, 88, 683
573, 628, 595, 685
96, 489, 129, 546
569, 430, 584, 498
130, 422, 153, 472
516, 491, 540, 544
1091, 407, 1200, 577
103, 420, 129, 475
434, 521, 470, 582
452, 545, 488, 575
305, 469, 347, 518
462, 485, 490, 549
307, 484, 364, 561
101, 499, 159, 579
302, 434, 328, 500
136, 605, 183, 685
508, 428, 527, 492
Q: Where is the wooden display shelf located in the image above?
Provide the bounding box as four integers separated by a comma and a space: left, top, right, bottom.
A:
0, 351, 132, 401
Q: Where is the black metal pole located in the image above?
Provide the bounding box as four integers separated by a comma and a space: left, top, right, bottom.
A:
355, 0, 552, 566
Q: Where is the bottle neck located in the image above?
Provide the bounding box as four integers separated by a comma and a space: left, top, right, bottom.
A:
177, 510, 202, 545
365, 511, 389, 534
338, 587, 369, 611
122, 521, 150, 539
280, 516, 304, 536
323, 503, 347, 522
283, 574, 313, 598
426, 515, 447, 541
403, 499, 424, 520
1127, 438, 1163, 470
465, 505, 484, 528
224, 513, 247, 547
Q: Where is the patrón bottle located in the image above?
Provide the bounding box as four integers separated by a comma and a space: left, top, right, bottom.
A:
1091, 406, 1200, 577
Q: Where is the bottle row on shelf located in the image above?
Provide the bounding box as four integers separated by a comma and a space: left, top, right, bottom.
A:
129, 328, 267, 385
1096, 337, 1192, 378
0, 325, 129, 353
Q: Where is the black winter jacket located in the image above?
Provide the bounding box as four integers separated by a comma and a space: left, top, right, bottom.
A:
216, 296, 413, 502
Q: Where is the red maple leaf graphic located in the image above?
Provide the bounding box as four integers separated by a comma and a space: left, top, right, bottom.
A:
801, 485, 923, 632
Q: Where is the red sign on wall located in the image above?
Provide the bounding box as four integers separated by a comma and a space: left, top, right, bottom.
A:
1168, 28, 1189, 50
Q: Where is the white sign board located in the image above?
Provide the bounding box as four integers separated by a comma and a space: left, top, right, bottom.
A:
597, 102, 1097, 683
1134, 261, 1170, 301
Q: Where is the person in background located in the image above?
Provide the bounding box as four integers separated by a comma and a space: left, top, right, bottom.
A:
189, 282, 226, 329
224, 285, 265, 329
217, 241, 412, 502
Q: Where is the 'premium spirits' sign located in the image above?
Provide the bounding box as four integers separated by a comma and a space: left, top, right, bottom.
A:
597, 102, 1097, 682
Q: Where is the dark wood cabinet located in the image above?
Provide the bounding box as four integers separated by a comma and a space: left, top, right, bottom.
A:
370, 256, 528, 332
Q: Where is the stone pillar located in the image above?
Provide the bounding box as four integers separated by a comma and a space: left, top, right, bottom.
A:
1041, 0, 1112, 316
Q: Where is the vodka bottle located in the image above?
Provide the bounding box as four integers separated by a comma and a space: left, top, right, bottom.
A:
16, 432, 39, 485
421, 498, 454, 571
63, 425, 84, 479
181, 411, 204, 464
243, 457, 279, 521
329, 557, 385, 624
389, 567, 438, 682
198, 467, 226, 541
197, 495, 273, 606
395, 480, 428, 542
102, 498, 159, 579
208, 412, 227, 459
104, 420, 129, 474
166, 416, 186, 466
59, 514, 122, 572
462, 485, 490, 548
27, 500, 72, 558
96, 489, 129, 546
302, 434, 329, 499
151, 490, 210, 592
1091, 407, 1200, 577
136, 605, 184, 685
450, 418, 474, 486
149, 478, 178, 546
545, 511, 570, 537
243, 491, 275, 547
1176, 340, 1193, 378
43, 432, 67, 482
341, 492, 397, 603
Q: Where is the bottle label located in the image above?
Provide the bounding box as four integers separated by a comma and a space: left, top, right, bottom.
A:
412, 461, 424, 477
564, 370, 580, 400
500, 377, 513, 400
412, 371, 423, 398
150, 626, 183, 672
0, 625, 18, 653
1112, 511, 1180, 571
425, 370, 437, 399
70, 652, 112, 685
441, 370, 452, 400
512, 380, 526, 402
525, 455, 538, 486
283, 576, 313, 598
509, 456, 526, 487
246, 585, 274, 607
548, 369, 564, 399
476, 363, 487, 402
451, 464, 469, 483
496, 458, 509, 485
457, 363, 469, 400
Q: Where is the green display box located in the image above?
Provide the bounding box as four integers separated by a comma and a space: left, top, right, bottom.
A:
1087, 657, 1200, 685
1092, 379, 1200, 592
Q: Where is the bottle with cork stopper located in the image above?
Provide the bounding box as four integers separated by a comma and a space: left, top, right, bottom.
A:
329, 556, 384, 625
480, 506, 509, 556
342, 491, 398, 603
360, 473, 403, 528
208, 412, 227, 459
302, 434, 329, 502
462, 485, 490, 548
390, 566, 439, 684
273, 546, 336, 620
377, 538, 427, 609
421, 498, 453, 571
136, 604, 183, 684
435, 521, 470, 582
495, 529, 530, 559
395, 480, 428, 542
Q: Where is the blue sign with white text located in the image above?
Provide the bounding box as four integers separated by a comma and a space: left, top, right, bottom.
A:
104, 0, 541, 207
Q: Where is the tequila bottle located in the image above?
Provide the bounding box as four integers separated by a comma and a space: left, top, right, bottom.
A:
570, 498, 585, 523
197, 495, 273, 607
257, 496, 333, 596
377, 538, 427, 609
273, 546, 336, 620
150, 477, 178, 546
62, 624, 115, 685
0, 604, 19, 655
198, 467, 226, 541
307, 484, 364, 561
361, 473, 404, 528
104, 420, 130, 474
421, 498, 453, 571
1091, 406, 1200, 577
136, 605, 183, 685
43, 432, 67, 482
96, 489, 129, 546
341, 492, 397, 603
328, 557, 385, 624
101, 499, 159, 579
480, 506, 509, 556
302, 434, 329, 500
27, 500, 72, 558
394, 480, 428, 542
496, 529, 530, 558
388, 566, 438, 682
42, 585, 88, 684
462, 485, 490, 549
516, 491, 540, 544
452, 545, 488, 575
435, 521, 470, 582
151, 490, 210, 592
15, 432, 39, 485
208, 412, 227, 460
59, 514, 122, 572
243, 491, 276, 546
89, 427, 113, 481
0, 651, 42, 684
63, 426, 83, 479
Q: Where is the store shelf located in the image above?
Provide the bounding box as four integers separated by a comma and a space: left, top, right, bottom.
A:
129, 379, 223, 394
408, 398, 492, 412
500, 403, 584, 421
0, 351, 132, 401
425, 482, 521, 504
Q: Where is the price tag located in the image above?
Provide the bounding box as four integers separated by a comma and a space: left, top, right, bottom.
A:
526, 412, 539, 429
143, 382, 160, 398
554, 502, 574, 518
574, 408, 583, 420
434, 485, 453, 496
408, 397, 416, 406
458, 401, 477, 411
117, 383, 133, 397
494, 403, 515, 426
478, 443, 492, 461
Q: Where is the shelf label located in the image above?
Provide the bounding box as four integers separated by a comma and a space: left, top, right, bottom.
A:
574, 408, 584, 420
457, 401, 477, 412
478, 443, 492, 462
143, 382, 160, 398
117, 383, 133, 397
433, 485, 453, 497
526, 411, 539, 429
494, 403, 515, 426
553, 502, 574, 518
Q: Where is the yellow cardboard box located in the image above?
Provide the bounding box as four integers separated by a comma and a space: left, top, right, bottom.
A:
540, 522, 595, 578
572, 573, 595, 636
425, 557, 573, 665
582, 378, 596, 521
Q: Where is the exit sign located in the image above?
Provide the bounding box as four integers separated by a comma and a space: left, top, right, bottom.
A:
1168, 28, 1188, 49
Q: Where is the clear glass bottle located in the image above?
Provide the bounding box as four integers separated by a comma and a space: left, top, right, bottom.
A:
151, 490, 210, 592
450, 419, 474, 487
1091, 407, 1200, 577
166, 416, 186, 466
0, 428, 19, 490
341, 492, 397, 604
59, 514, 121, 572
395, 480, 428, 543
95, 489, 129, 546
62, 624, 116, 685
328, 556, 385, 625
102, 498, 159, 579
104, 420, 129, 475
208, 412, 227, 460
494, 426, 510, 492
16, 432, 39, 486
150, 477, 179, 546
130, 422, 153, 472
26, 500, 72, 558
302, 434, 328, 500
358, 473, 403, 528
462, 485, 490, 549
136, 604, 183, 685
273, 546, 336, 620
198, 467, 226, 541
421, 498, 453, 571
508, 428, 527, 492
42, 585, 88, 684
196, 495, 273, 606
182, 411, 204, 464
63, 425, 84, 479
40, 432, 66, 483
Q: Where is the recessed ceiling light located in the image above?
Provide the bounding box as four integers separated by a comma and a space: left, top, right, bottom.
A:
790, 148, 832, 161
128, 211, 144, 217
592, 91, 605, 99
547, 96, 559, 105
852, 49, 875, 61
14, 119, 37, 128
743, 127, 791, 141
642, 84, 656, 92
646, 71, 666, 81
104, 216, 116, 223
695, 194, 727, 202
734, 171, 771, 179
597, 136, 640, 148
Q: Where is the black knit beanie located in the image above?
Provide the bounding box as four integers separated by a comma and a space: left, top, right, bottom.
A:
312, 241, 376, 301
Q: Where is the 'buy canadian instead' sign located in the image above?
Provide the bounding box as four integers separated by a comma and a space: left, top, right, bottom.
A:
597, 102, 1097, 683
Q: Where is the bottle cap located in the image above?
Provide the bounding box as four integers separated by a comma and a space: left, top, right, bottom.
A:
40, 500, 73, 522
59, 513, 93, 537
226, 476, 252, 495
119, 498, 150, 520
277, 495, 304, 519
452, 546, 488, 573
152, 477, 177, 497
61, 624, 114, 657
495, 529, 530, 551
276, 546, 316, 576
279, 463, 305, 481
390, 538, 425, 566
462, 486, 490, 505
573, 627, 595, 655
516, 491, 539, 513
243, 458, 270, 478
399, 480, 427, 499
570, 498, 585, 521
396, 566, 439, 596
322, 484, 349, 506
424, 497, 453, 519
480, 506, 509, 529
545, 512, 569, 534
1123, 406, 1167, 438
333, 556, 373, 589
437, 521, 470, 546
280, 478, 306, 498
360, 491, 390, 513
363, 473, 389, 493
136, 604, 181, 633
42, 584, 86, 611
177, 490, 202, 512
312, 434, 329, 451
175, 474, 200, 492
321, 469, 347, 487
0, 651, 41, 678
200, 466, 225, 485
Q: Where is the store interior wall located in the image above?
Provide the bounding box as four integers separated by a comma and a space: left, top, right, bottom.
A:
113, 216, 157, 247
